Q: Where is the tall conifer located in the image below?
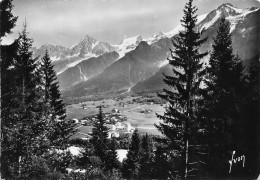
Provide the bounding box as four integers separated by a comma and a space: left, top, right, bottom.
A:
139, 134, 153, 179
201, 18, 246, 177
152, 146, 170, 179
105, 138, 120, 172
122, 129, 141, 179
90, 105, 109, 164
0, 0, 18, 37
155, 0, 208, 178
1, 23, 47, 177
40, 50, 75, 149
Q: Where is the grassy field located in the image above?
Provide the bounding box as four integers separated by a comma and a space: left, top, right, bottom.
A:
66, 96, 165, 136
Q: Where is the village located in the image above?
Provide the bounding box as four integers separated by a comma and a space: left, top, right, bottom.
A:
68, 95, 164, 140
72, 111, 135, 140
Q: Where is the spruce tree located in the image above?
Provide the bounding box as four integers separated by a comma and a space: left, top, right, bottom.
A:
1, 40, 20, 178
201, 18, 246, 177
242, 61, 260, 178
122, 129, 141, 179
40, 50, 75, 149
90, 105, 109, 164
139, 134, 153, 179
105, 138, 120, 172
151, 146, 170, 180
1, 0, 18, 165
1, 23, 47, 177
155, 0, 208, 178
0, 0, 18, 37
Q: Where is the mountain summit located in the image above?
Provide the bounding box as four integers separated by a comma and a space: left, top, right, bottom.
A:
197, 3, 258, 32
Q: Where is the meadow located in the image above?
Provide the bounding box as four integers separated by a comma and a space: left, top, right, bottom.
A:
66, 96, 165, 136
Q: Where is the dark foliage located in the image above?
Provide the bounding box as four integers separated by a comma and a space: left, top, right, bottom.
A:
139, 134, 153, 179
105, 138, 121, 172
155, 0, 208, 178
151, 146, 171, 180
40, 50, 76, 149
1, 23, 76, 179
1, 24, 46, 178
122, 129, 141, 179
198, 17, 260, 179
90, 105, 109, 164
0, 0, 18, 37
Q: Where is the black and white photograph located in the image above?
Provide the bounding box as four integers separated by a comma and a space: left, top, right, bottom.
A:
1, 0, 259, 179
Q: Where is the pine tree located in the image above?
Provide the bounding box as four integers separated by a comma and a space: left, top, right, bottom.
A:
242, 61, 260, 178
139, 134, 153, 179
1, 40, 20, 178
105, 138, 120, 172
151, 146, 170, 180
0, 0, 18, 37
201, 18, 246, 177
40, 50, 75, 149
155, 0, 208, 178
1, 3, 18, 174
90, 105, 109, 164
122, 129, 141, 179
1, 23, 47, 178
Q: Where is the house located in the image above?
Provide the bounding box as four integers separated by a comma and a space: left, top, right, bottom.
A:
115, 122, 124, 129
81, 120, 88, 124
108, 131, 120, 139
110, 125, 116, 131
81, 137, 89, 141
125, 123, 132, 132
112, 108, 119, 113
72, 119, 79, 124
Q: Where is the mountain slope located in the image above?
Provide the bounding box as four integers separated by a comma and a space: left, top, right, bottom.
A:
131, 64, 173, 93
63, 39, 171, 97
57, 51, 119, 90
132, 4, 259, 93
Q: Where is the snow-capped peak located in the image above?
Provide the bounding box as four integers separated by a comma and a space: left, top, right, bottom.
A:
145, 31, 166, 44
69, 35, 97, 51
113, 35, 143, 58
196, 3, 258, 32
217, 3, 244, 15
153, 31, 164, 38
121, 35, 142, 45
198, 10, 222, 31
226, 7, 259, 32
80, 35, 97, 43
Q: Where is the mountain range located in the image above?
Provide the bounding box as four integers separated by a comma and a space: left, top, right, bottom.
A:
33, 3, 259, 98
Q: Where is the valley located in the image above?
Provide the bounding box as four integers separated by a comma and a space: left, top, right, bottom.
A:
67, 95, 165, 139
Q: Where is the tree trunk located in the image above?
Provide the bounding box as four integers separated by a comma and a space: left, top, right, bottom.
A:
185, 139, 189, 179
0, 109, 1, 178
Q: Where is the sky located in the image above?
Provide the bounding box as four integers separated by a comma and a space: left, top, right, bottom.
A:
1, 0, 259, 48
